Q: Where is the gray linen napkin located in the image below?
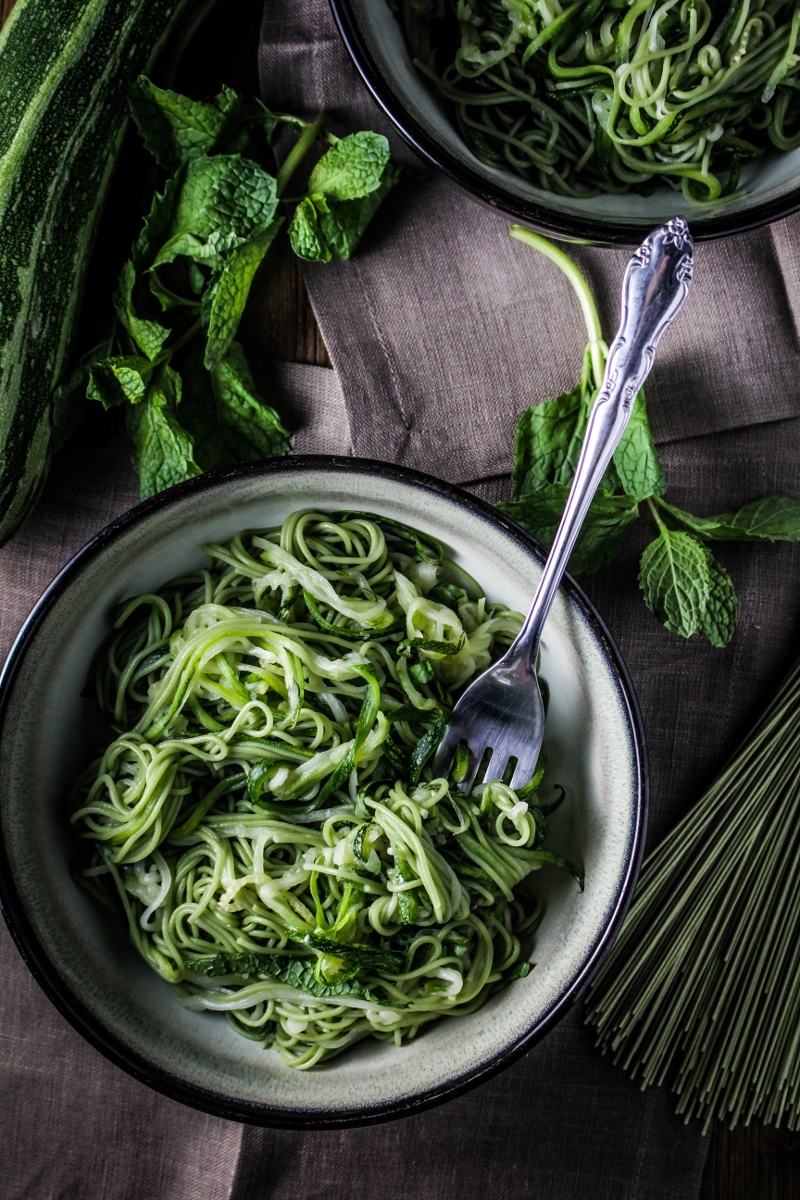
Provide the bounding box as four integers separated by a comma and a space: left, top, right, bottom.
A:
258, 0, 800, 483
228, 1, 800, 1197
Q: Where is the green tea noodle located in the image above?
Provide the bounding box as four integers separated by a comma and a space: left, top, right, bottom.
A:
392, 0, 800, 201
72, 510, 581, 1068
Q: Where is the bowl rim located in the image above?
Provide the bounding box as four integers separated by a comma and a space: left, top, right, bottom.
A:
328, 0, 800, 246
0, 454, 648, 1128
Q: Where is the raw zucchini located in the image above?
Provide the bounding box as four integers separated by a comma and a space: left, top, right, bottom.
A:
0, 0, 200, 545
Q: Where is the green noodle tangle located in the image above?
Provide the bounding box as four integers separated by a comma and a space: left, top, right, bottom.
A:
72, 510, 582, 1068
392, 0, 800, 201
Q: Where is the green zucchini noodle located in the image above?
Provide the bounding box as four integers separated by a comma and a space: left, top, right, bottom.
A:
71, 510, 582, 1068
391, 0, 800, 201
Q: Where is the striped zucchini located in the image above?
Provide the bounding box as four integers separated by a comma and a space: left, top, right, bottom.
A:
0, 0, 200, 545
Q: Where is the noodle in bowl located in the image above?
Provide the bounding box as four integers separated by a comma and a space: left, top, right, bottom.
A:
0, 457, 645, 1126
330, 0, 800, 244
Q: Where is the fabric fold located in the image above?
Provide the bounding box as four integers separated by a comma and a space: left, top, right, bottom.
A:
259, 2, 800, 482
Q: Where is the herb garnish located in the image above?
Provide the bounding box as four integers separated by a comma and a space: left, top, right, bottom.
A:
85, 77, 399, 498
501, 227, 800, 645
190, 951, 389, 1005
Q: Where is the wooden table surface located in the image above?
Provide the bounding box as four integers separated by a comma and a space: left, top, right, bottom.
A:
3, 1, 800, 1196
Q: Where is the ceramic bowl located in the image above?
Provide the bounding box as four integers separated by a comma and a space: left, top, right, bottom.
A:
330, 0, 800, 245
0, 457, 646, 1127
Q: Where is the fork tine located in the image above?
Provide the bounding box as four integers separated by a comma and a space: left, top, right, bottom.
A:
510, 750, 541, 791
431, 724, 463, 780
457, 741, 487, 794
484, 752, 509, 785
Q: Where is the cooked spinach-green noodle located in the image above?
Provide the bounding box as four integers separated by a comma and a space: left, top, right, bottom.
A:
392, 0, 800, 201
72, 510, 581, 1068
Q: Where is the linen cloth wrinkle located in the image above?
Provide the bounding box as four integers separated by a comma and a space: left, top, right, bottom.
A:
770, 220, 800, 349
259, 2, 800, 477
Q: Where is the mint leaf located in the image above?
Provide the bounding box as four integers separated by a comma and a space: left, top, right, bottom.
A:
126, 364, 201, 498
87, 356, 152, 408
718, 495, 800, 540
511, 386, 588, 497
203, 217, 283, 368
181, 341, 289, 470
153, 155, 279, 268
177, 352, 223, 470
186, 260, 206, 295
308, 131, 391, 200
191, 951, 277, 977
657, 495, 800, 543
133, 177, 182, 273
286, 930, 404, 974
190, 951, 389, 1004
129, 78, 279, 172
215, 96, 281, 157
612, 389, 666, 501
498, 484, 639, 574
699, 548, 738, 647
53, 337, 113, 450
317, 170, 396, 260
287, 133, 397, 264
638, 529, 711, 637
210, 342, 289, 460
130, 78, 232, 171
288, 196, 331, 262
114, 261, 171, 362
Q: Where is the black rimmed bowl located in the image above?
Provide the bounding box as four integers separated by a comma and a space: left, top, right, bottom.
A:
0, 457, 646, 1127
329, 0, 800, 245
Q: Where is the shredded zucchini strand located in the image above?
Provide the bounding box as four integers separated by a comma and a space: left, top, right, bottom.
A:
392, 0, 800, 202
72, 509, 581, 1068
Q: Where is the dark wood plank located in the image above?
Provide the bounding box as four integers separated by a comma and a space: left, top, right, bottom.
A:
700, 1123, 800, 1200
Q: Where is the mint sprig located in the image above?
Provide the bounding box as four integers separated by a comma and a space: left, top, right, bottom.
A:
288, 130, 398, 263
128, 79, 279, 171
500, 485, 639, 574
503, 227, 800, 647
638, 520, 711, 638
85, 77, 400, 499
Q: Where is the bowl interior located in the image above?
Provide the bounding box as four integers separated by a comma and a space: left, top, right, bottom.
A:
0, 462, 641, 1122
346, 0, 800, 238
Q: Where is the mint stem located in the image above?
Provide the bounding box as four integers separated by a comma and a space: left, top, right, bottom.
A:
276, 112, 327, 197
155, 317, 202, 366
646, 496, 667, 533
509, 225, 606, 391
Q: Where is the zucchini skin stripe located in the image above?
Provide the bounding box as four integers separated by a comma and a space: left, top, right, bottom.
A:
0, 0, 201, 545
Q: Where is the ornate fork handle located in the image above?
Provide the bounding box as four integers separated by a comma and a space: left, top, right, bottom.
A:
510, 217, 694, 664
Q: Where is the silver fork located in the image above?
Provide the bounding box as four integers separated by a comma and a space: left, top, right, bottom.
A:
433, 217, 695, 793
